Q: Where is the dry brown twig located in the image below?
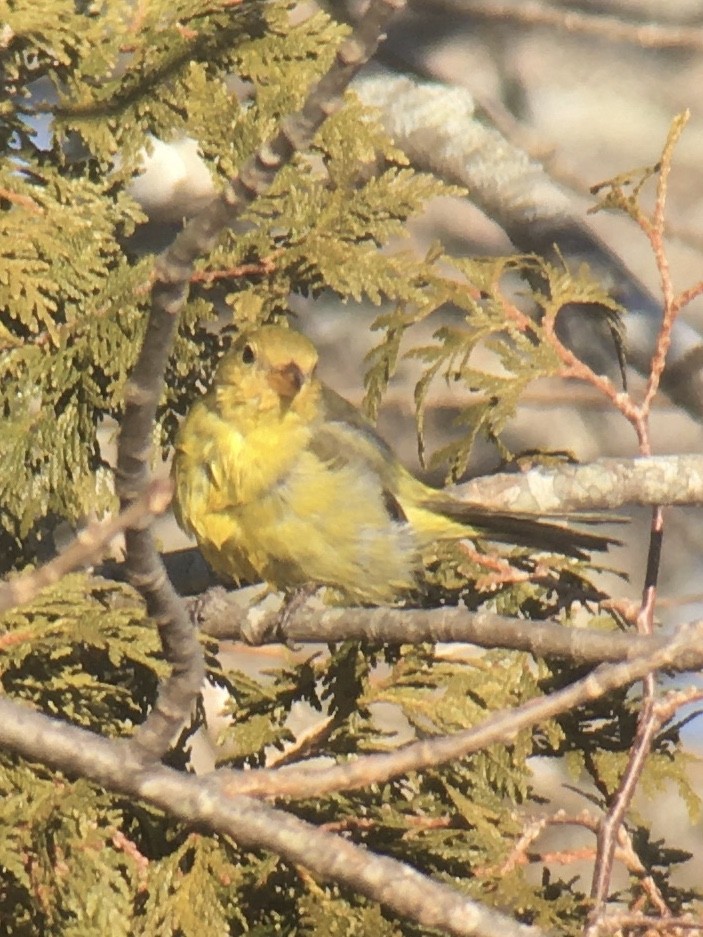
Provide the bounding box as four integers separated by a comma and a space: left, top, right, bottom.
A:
569, 112, 703, 933
426, 0, 703, 51
0, 478, 172, 616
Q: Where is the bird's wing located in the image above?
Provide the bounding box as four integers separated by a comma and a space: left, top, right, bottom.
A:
310, 387, 407, 522
316, 387, 618, 558
315, 387, 395, 472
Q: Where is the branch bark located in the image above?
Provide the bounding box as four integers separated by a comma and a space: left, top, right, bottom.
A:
421, 0, 703, 51
452, 453, 703, 513
0, 695, 540, 937
193, 586, 658, 666
0, 479, 172, 616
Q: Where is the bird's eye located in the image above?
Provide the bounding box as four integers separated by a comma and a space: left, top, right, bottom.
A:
241, 344, 255, 365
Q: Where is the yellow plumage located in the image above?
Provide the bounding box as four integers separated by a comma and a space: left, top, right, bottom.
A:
173, 326, 608, 605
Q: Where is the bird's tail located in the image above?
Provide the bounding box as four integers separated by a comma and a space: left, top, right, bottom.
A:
431, 498, 620, 560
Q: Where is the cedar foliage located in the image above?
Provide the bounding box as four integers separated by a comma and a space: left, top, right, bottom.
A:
0, 1, 700, 935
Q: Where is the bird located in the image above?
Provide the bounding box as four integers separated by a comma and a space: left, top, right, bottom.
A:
172, 325, 612, 605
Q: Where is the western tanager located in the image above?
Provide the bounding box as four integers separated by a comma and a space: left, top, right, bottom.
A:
173, 325, 610, 604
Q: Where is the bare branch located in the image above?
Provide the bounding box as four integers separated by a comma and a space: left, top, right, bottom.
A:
453, 454, 703, 514
588, 519, 665, 925
421, 0, 703, 52
0, 479, 172, 616
354, 69, 570, 241
193, 586, 662, 665
215, 620, 703, 799
591, 913, 703, 934
0, 696, 542, 937
640, 112, 693, 414
587, 684, 661, 926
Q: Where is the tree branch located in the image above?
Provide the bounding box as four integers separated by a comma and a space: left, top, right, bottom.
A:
422, 0, 703, 52
452, 454, 703, 513
0, 696, 541, 937
215, 619, 703, 799
0, 479, 172, 616
193, 586, 659, 666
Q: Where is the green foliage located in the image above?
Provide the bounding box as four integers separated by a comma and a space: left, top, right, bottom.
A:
0, 574, 166, 731
0, 765, 137, 937
372, 253, 624, 479
0, 1, 700, 935
1, 586, 701, 934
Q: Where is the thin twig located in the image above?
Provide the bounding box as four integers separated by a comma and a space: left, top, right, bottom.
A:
0, 479, 172, 616
587, 686, 661, 922
425, 0, 703, 51
586, 116, 694, 926
652, 685, 703, 724
641, 113, 691, 416
591, 912, 703, 934
190, 257, 277, 284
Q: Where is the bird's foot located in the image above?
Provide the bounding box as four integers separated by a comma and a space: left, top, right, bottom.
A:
273, 584, 319, 649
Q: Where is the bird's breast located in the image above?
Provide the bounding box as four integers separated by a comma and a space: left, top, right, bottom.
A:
179, 404, 312, 508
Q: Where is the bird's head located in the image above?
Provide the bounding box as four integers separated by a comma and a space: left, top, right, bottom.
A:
213, 325, 319, 418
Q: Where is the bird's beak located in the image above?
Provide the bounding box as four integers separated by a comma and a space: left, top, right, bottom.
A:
267, 361, 305, 399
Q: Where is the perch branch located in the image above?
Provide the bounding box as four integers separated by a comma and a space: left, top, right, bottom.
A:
214, 619, 703, 799
193, 587, 664, 666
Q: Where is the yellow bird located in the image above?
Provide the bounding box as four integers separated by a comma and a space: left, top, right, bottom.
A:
172, 325, 609, 605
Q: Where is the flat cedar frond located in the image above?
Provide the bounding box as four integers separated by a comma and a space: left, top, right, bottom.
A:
367, 252, 625, 479
0, 574, 166, 732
